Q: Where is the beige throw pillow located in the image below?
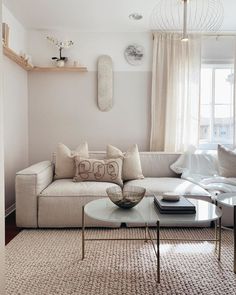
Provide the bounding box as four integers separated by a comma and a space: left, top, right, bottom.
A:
73, 157, 123, 186
107, 144, 144, 181
54, 142, 89, 179
218, 144, 236, 177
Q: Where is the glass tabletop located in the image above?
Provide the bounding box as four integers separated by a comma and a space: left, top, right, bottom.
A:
84, 196, 222, 225
217, 193, 236, 207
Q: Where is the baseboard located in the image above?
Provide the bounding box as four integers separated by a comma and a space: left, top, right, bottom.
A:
5, 203, 15, 217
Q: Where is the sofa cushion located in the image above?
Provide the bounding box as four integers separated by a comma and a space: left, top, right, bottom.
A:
106, 144, 144, 181
40, 179, 120, 198
124, 177, 211, 199
139, 153, 180, 177
54, 142, 89, 180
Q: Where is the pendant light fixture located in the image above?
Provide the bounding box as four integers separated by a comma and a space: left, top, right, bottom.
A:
150, 0, 224, 41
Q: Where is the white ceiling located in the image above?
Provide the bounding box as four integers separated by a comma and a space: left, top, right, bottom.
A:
3, 0, 236, 32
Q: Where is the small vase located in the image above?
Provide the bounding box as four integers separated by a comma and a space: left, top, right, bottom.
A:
56, 60, 65, 67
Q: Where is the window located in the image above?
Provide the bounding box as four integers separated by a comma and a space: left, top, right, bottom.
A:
199, 64, 234, 149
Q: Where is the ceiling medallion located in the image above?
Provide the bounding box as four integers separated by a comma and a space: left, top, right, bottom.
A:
129, 13, 143, 21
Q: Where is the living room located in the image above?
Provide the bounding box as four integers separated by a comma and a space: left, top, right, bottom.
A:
0, 0, 236, 294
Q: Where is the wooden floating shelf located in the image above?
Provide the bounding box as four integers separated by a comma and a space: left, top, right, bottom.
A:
3, 46, 34, 71
3, 46, 88, 72
32, 66, 88, 72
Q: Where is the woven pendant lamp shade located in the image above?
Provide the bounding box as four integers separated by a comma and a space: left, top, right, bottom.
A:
150, 0, 224, 38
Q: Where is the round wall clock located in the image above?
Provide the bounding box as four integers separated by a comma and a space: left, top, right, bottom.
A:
124, 44, 144, 66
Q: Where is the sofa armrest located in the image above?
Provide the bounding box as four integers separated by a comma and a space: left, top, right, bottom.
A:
15, 161, 54, 228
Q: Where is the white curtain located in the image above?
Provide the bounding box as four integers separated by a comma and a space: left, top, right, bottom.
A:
150, 33, 202, 152
234, 37, 236, 147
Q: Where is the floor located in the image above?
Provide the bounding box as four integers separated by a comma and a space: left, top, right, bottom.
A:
6, 227, 236, 295
5, 211, 21, 245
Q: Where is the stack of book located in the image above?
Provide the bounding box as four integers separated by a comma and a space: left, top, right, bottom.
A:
154, 195, 196, 214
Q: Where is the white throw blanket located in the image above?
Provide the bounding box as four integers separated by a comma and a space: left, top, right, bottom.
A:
182, 172, 236, 194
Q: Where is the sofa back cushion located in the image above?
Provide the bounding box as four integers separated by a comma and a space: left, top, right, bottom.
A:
53, 151, 180, 178
106, 144, 144, 181
89, 152, 180, 177
54, 143, 89, 179
139, 152, 181, 177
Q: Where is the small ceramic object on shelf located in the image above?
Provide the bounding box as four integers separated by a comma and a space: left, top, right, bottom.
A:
73, 60, 79, 67
162, 192, 180, 202
56, 60, 65, 67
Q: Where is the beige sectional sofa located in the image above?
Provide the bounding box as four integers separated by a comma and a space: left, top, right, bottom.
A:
16, 152, 211, 228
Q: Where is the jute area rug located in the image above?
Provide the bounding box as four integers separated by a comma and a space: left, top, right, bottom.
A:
6, 228, 236, 295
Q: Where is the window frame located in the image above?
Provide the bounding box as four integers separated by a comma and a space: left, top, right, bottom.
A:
199, 61, 234, 150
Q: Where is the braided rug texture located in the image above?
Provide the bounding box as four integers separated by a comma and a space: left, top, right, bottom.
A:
6, 228, 236, 295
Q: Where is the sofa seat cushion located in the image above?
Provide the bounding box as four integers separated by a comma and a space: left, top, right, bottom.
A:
40, 179, 119, 198
125, 177, 211, 199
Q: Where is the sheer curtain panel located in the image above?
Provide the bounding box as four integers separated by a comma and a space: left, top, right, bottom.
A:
150, 33, 202, 152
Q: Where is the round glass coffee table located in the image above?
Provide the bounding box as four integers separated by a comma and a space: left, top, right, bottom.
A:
82, 196, 222, 283
217, 192, 236, 273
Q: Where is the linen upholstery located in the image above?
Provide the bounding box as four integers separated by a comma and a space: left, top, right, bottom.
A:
54, 142, 89, 180
38, 196, 120, 228
16, 152, 215, 228
40, 179, 120, 197
16, 161, 54, 227
39, 180, 122, 227
73, 157, 123, 186
139, 152, 180, 177
125, 178, 211, 200
54, 151, 181, 177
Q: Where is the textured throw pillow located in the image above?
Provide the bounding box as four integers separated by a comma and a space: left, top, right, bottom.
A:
54, 142, 89, 179
106, 144, 144, 181
218, 144, 236, 177
73, 157, 123, 186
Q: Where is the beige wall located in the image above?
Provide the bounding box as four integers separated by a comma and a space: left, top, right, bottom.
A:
27, 30, 152, 71
27, 30, 152, 164
28, 71, 151, 163
3, 57, 29, 211
0, 1, 5, 292
3, 5, 29, 213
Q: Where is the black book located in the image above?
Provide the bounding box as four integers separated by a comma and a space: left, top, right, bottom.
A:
154, 195, 196, 214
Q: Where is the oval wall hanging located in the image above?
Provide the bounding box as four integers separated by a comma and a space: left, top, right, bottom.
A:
97, 55, 113, 112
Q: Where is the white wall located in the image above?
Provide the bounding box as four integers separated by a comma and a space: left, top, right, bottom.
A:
29, 71, 151, 162
2, 5, 26, 54
202, 36, 235, 62
2, 5, 29, 213
0, 2, 5, 293
27, 30, 152, 71
3, 58, 29, 210
28, 30, 152, 163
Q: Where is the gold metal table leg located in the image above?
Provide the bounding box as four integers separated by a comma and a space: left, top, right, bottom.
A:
145, 223, 148, 243
156, 220, 160, 283
218, 217, 222, 261
82, 205, 85, 260
215, 220, 218, 252
234, 206, 236, 273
